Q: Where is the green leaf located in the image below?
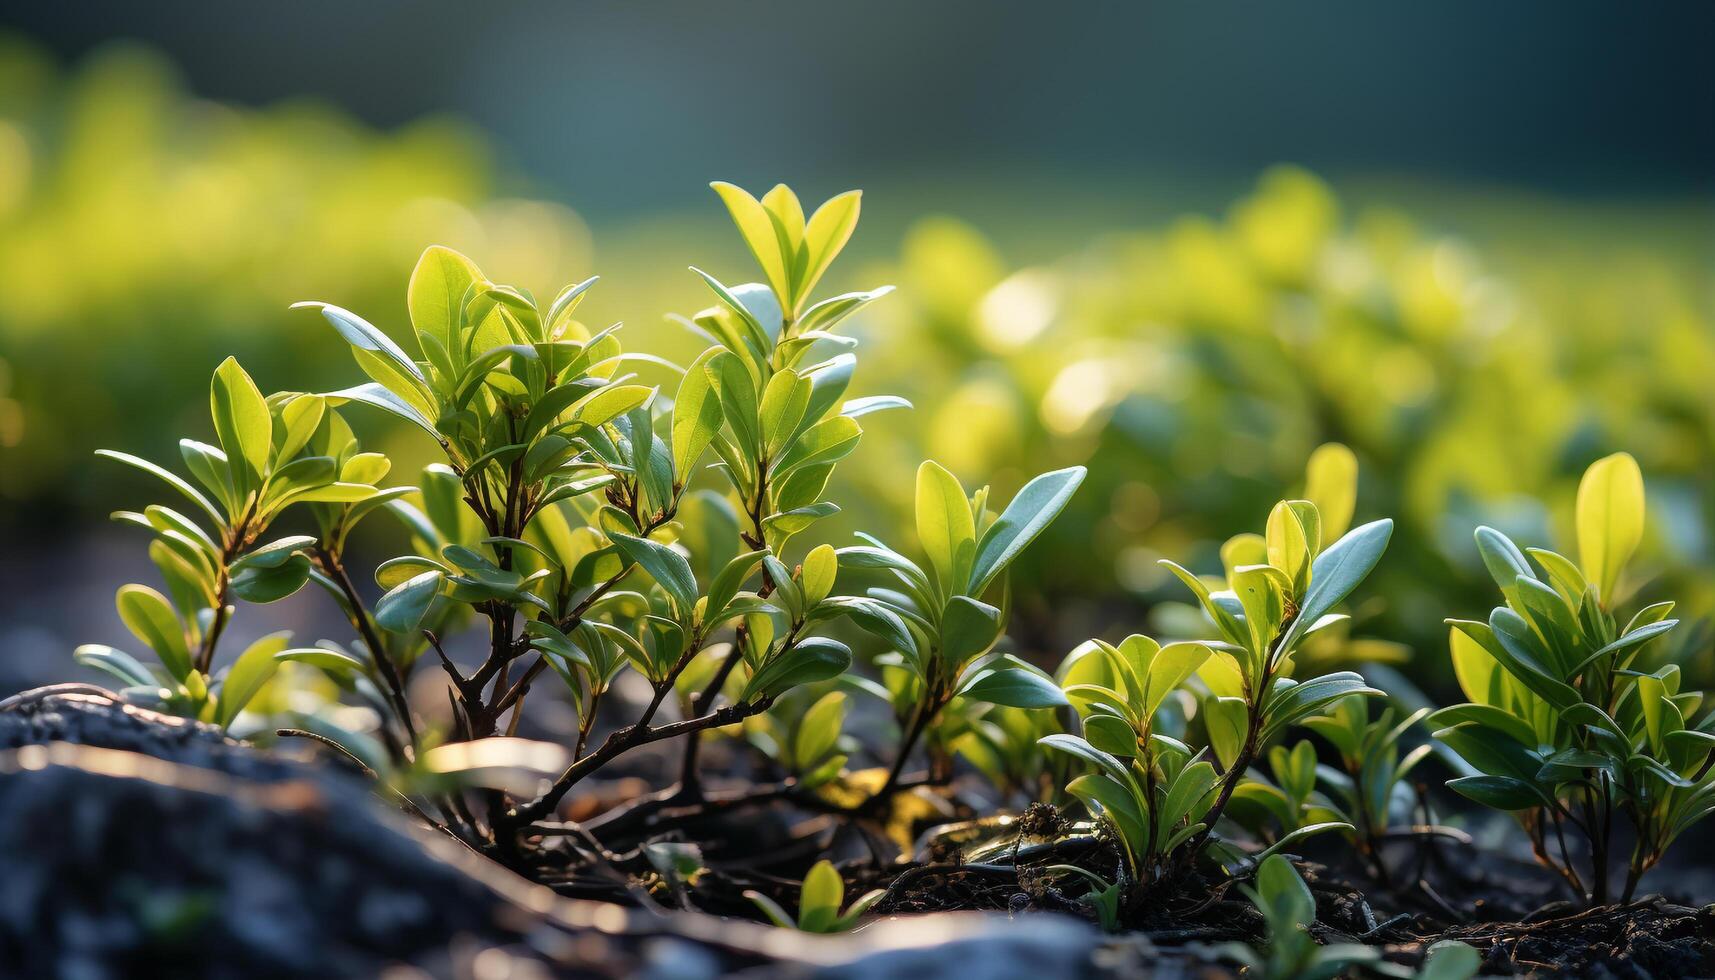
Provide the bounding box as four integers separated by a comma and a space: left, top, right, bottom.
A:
275, 646, 368, 676
940, 595, 1003, 669
840, 395, 911, 418
1232, 564, 1287, 662
178, 439, 237, 513
326, 383, 440, 441
746, 891, 795, 930
797, 286, 895, 334
210, 357, 273, 492
959, 666, 1068, 709
1576, 451, 1645, 603
74, 644, 158, 689
274, 394, 326, 463
610, 533, 699, 618
230, 551, 313, 603
408, 246, 483, 370
759, 368, 811, 458
711, 182, 797, 313
1146, 642, 1211, 719
915, 460, 975, 599
217, 630, 289, 727
800, 544, 838, 606
116, 584, 192, 682
374, 570, 443, 634
235, 536, 318, 570
1254, 854, 1315, 929
711, 351, 761, 459
293, 302, 424, 382
798, 190, 862, 307
1417, 941, 1482, 980
1277, 518, 1393, 653
671, 346, 725, 483
771, 416, 861, 479
1447, 774, 1544, 811
762, 501, 839, 540
96, 450, 225, 528
793, 691, 846, 767
1038, 733, 1135, 787
798, 859, 845, 932
573, 384, 655, 430
968, 466, 1086, 596
1474, 525, 1536, 604
742, 637, 852, 700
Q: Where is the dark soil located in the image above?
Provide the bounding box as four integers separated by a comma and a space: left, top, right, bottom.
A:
6, 685, 1714, 978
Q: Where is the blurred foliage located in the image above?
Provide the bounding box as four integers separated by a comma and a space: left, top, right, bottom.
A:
0, 37, 589, 511
0, 39, 1707, 697
846, 168, 1713, 680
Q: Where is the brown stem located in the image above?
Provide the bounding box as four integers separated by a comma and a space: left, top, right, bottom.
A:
317, 546, 418, 752
679, 577, 779, 793
869, 693, 940, 812
505, 695, 775, 828
574, 687, 604, 758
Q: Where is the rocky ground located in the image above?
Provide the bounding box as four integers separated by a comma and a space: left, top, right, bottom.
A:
0, 686, 1117, 979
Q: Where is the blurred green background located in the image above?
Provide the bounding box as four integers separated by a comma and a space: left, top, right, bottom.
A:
0, 3, 1709, 698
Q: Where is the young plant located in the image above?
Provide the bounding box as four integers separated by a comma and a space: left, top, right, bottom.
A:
746, 859, 884, 933
77, 181, 966, 865
1301, 696, 1434, 883
1041, 634, 1224, 886
1157, 488, 1393, 863
1220, 855, 1479, 980
834, 460, 1084, 804
76, 359, 396, 731
1431, 452, 1703, 903
1225, 740, 1331, 847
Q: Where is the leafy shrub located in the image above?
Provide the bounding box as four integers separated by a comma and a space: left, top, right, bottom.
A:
70, 182, 1083, 878
1037, 464, 1393, 898
855, 170, 1714, 662
1431, 452, 1705, 904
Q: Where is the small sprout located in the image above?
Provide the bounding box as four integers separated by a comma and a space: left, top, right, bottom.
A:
745, 860, 883, 933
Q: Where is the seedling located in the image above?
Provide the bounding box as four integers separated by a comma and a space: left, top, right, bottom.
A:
746, 860, 884, 932
1303, 696, 1434, 882
1155, 468, 1392, 855
1220, 855, 1478, 979
1431, 452, 1704, 903
836, 460, 1084, 802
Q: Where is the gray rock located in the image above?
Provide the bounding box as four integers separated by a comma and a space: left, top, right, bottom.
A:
0, 687, 1139, 979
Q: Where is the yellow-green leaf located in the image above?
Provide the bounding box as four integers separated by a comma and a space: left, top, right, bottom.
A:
797, 190, 861, 311
408, 245, 484, 368
798, 859, 845, 931
801, 543, 838, 606
1576, 452, 1644, 604
117, 584, 192, 682
1265, 500, 1316, 595
712, 181, 794, 312
915, 460, 974, 599
210, 357, 272, 491
1303, 442, 1358, 543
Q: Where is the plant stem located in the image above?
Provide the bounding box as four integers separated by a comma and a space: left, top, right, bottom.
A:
870, 694, 939, 811
679, 577, 778, 795
505, 695, 775, 828
317, 545, 419, 752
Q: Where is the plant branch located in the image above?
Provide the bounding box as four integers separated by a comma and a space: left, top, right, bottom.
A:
504, 695, 776, 828
316, 545, 418, 752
